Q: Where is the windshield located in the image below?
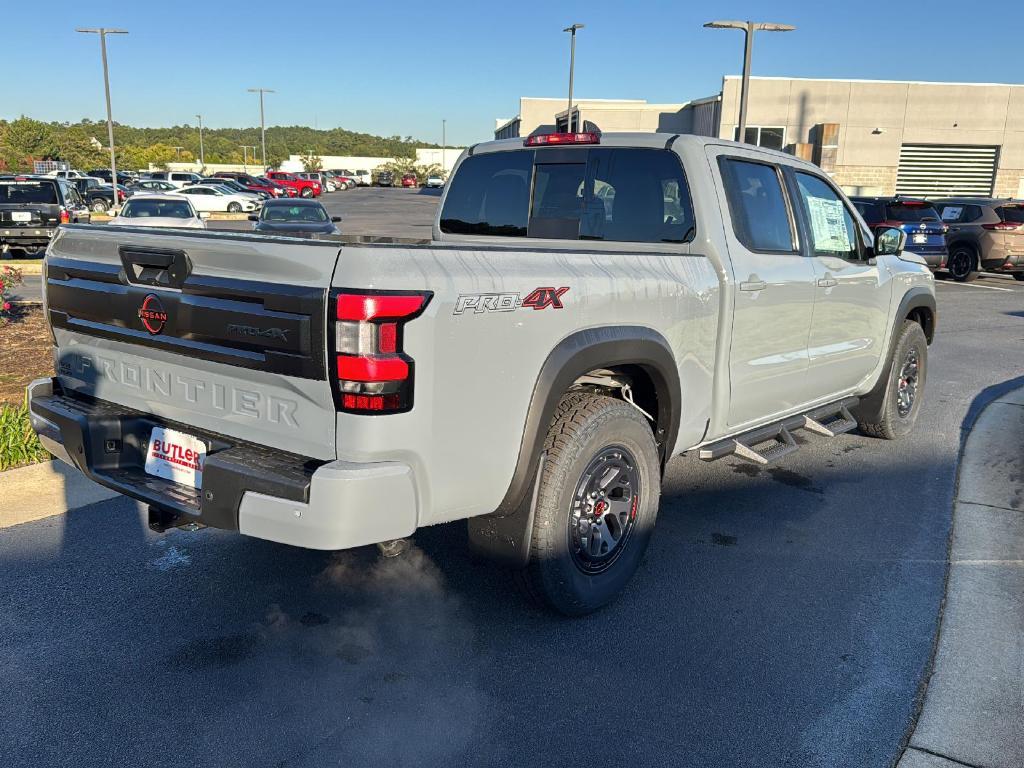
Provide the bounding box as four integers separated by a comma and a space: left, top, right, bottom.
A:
262, 204, 328, 222
121, 199, 195, 218
0, 181, 59, 204
885, 202, 940, 222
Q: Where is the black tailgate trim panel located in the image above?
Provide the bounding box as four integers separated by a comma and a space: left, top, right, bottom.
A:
46, 256, 327, 380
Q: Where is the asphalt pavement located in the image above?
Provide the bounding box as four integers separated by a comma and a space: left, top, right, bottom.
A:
2, 191, 1024, 767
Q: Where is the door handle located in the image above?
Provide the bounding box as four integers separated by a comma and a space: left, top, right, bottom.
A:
816, 277, 838, 288
739, 280, 767, 292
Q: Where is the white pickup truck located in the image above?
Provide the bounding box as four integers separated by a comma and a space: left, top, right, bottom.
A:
28, 131, 935, 615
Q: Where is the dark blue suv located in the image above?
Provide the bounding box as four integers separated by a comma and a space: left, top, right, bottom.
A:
851, 197, 947, 271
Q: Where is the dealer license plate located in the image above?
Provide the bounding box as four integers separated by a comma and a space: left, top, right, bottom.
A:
11, 211, 32, 222
145, 427, 206, 489
913, 234, 928, 244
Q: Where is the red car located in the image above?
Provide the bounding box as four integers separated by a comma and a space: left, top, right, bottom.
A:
214, 172, 292, 198
265, 171, 321, 198
401, 173, 418, 188
258, 177, 298, 198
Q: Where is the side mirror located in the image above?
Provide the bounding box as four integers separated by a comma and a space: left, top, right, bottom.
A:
247, 214, 258, 221
874, 227, 905, 257
331, 216, 341, 222
198, 211, 211, 220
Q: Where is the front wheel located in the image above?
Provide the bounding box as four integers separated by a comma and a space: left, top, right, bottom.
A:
300, 187, 314, 198
227, 202, 242, 213
852, 320, 928, 440
947, 244, 979, 282
91, 199, 109, 213
518, 393, 661, 616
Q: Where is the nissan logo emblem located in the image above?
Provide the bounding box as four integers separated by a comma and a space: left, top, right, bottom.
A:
138, 293, 168, 335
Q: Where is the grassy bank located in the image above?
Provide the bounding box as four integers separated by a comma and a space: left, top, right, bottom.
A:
0, 401, 49, 471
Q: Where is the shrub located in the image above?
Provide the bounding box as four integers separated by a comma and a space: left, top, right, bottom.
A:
0, 265, 23, 323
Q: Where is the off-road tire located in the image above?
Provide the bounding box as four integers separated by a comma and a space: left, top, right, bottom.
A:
853, 321, 928, 440
517, 393, 660, 616
947, 243, 979, 282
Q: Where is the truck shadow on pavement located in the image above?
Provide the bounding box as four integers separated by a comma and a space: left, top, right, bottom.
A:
0, 429, 958, 768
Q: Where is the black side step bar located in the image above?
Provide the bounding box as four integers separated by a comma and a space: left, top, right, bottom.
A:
698, 398, 859, 466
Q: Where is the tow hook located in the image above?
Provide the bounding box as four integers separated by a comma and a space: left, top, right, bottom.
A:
377, 539, 410, 558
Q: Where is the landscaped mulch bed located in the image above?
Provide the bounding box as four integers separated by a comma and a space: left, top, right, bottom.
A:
0, 306, 53, 405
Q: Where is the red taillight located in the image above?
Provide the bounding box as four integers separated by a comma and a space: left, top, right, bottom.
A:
337, 293, 426, 321
983, 221, 1022, 231
525, 132, 600, 146
332, 290, 431, 414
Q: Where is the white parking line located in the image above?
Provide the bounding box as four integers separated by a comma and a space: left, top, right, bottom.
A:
937, 281, 1015, 292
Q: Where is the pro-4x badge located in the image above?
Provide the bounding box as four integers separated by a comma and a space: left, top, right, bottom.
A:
453, 287, 569, 315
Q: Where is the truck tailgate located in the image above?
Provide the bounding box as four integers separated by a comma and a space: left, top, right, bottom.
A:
45, 225, 340, 459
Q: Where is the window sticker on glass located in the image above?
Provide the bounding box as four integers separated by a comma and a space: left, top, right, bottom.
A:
806, 196, 852, 252
940, 206, 963, 221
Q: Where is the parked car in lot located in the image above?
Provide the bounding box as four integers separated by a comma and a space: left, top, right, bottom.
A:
325, 171, 355, 190
68, 177, 130, 212
297, 171, 335, 193
212, 172, 287, 198
0, 176, 89, 255
44, 169, 95, 180
376, 170, 394, 187
249, 199, 340, 236
401, 173, 418, 188
130, 179, 178, 194
351, 169, 372, 186
851, 196, 947, 273
88, 169, 134, 186
28, 132, 936, 615
265, 171, 320, 198
425, 175, 445, 189
257, 177, 298, 198
932, 198, 1024, 282
142, 171, 203, 189
171, 184, 259, 213
107, 194, 208, 229
196, 177, 268, 201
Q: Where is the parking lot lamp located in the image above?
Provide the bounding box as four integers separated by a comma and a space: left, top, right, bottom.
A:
442, 119, 446, 174
247, 88, 275, 170
562, 24, 584, 133
703, 20, 795, 144
196, 114, 205, 168
76, 28, 127, 202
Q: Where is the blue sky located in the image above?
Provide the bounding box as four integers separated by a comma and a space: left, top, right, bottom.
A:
5, 0, 1021, 146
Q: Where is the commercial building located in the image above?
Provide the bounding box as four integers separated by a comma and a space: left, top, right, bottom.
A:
495, 97, 689, 139
497, 78, 1024, 198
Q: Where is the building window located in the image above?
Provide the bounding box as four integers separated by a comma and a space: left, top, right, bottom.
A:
732, 125, 786, 150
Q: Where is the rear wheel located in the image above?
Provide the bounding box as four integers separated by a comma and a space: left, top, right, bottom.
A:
227, 202, 242, 213
947, 244, 979, 282
91, 199, 109, 213
852, 320, 928, 440
518, 393, 660, 616
300, 187, 314, 198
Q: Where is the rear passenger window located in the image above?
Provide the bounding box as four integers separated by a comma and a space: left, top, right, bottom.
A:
440, 151, 533, 237
529, 162, 586, 239
720, 158, 795, 252
794, 173, 859, 260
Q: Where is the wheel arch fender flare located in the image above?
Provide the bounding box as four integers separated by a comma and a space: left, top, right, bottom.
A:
467, 326, 681, 569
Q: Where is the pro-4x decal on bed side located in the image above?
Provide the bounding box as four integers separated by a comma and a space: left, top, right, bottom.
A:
453, 287, 569, 315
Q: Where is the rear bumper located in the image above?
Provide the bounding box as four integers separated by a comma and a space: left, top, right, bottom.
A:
27, 378, 418, 550
1, 227, 55, 248
906, 247, 946, 270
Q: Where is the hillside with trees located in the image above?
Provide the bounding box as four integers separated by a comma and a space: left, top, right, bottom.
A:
0, 117, 440, 172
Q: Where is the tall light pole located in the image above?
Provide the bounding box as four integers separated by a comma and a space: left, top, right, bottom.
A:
704, 20, 794, 144
76, 28, 127, 195
172, 146, 184, 162
562, 24, 584, 133
247, 88, 275, 169
195, 114, 205, 167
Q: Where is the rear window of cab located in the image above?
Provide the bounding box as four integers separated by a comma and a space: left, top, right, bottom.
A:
440, 147, 695, 244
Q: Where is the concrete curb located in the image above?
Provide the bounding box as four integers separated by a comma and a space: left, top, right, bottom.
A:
1, 261, 43, 275
0, 459, 119, 529
897, 385, 1024, 768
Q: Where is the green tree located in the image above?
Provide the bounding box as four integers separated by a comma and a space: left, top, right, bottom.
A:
301, 152, 323, 171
